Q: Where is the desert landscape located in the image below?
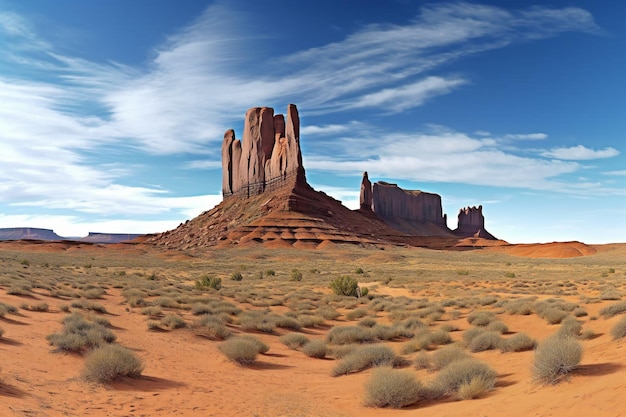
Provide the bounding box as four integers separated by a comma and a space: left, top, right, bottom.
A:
1, 104, 625, 417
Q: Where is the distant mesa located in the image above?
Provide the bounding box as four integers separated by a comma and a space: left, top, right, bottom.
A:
0, 228, 143, 244
454, 205, 496, 239
147, 104, 500, 250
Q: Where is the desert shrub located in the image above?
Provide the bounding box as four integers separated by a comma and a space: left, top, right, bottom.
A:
7, 283, 32, 295
573, 307, 588, 317
479, 296, 498, 306
190, 303, 213, 315
400, 317, 426, 331
264, 269, 275, 277
326, 326, 375, 345
147, 320, 162, 331
280, 333, 310, 350
414, 351, 431, 370
141, 306, 162, 317
230, 272, 243, 281
160, 314, 186, 330
0, 302, 19, 317
70, 300, 107, 313
191, 315, 232, 340
82, 288, 106, 299
532, 335, 582, 385
467, 311, 495, 327
0, 327, 4, 338
540, 307, 568, 325
364, 367, 426, 408
486, 321, 509, 334
600, 290, 621, 301
330, 344, 359, 359
346, 307, 368, 321
440, 323, 459, 332
274, 315, 302, 331
302, 340, 328, 359
462, 327, 486, 345
556, 317, 582, 339
290, 269, 303, 282
468, 331, 503, 353
430, 329, 452, 346
355, 267, 364, 274
82, 344, 144, 383
432, 359, 497, 398
219, 336, 267, 364
500, 333, 537, 352
330, 276, 359, 297
331, 344, 399, 376
358, 317, 378, 328
21, 302, 49, 312
361, 287, 370, 297
47, 313, 116, 353
600, 301, 626, 318
610, 316, 626, 340
239, 310, 277, 333
195, 274, 222, 290
431, 345, 470, 370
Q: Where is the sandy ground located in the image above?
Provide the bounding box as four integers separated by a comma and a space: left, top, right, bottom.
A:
1, 242, 626, 416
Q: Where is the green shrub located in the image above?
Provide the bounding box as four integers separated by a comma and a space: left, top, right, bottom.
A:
331, 344, 398, 376
302, 340, 328, 359
195, 275, 222, 290
219, 336, 267, 364
500, 333, 537, 352
532, 335, 582, 385
82, 344, 144, 383
47, 313, 116, 353
280, 333, 310, 349
361, 287, 369, 297
330, 276, 359, 297
364, 367, 426, 408
610, 316, 626, 340
230, 272, 243, 281
290, 269, 303, 282
600, 301, 626, 318
432, 359, 497, 398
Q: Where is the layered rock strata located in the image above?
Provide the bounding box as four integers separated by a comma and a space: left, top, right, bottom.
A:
222, 104, 305, 198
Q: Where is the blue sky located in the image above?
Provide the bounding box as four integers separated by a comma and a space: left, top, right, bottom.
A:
0, 0, 623, 243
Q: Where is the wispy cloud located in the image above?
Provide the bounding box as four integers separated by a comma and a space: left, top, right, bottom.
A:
503, 133, 548, 140
541, 145, 620, 160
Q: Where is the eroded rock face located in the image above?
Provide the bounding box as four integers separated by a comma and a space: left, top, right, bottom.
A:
223, 104, 305, 198
360, 171, 372, 210
371, 181, 446, 225
453, 205, 496, 239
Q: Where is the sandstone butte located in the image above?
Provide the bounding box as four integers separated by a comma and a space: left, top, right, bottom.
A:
146, 104, 501, 251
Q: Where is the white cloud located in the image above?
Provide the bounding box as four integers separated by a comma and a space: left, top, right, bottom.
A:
503, 133, 548, 140
301, 124, 351, 136
603, 170, 626, 176
541, 145, 620, 160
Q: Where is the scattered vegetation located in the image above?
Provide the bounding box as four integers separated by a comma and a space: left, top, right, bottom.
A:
82, 344, 144, 383
364, 367, 427, 408
329, 276, 359, 297
532, 335, 583, 385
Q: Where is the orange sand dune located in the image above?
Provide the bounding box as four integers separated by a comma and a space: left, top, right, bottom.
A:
488, 241, 597, 258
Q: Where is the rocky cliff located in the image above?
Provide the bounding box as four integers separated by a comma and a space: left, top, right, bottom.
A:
453, 205, 496, 239
222, 104, 305, 198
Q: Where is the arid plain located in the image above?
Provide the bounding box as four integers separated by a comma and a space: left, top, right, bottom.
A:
1, 239, 625, 417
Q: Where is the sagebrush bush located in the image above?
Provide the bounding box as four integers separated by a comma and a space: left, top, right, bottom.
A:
317, 306, 340, 320
486, 321, 509, 334
290, 269, 303, 282
468, 331, 503, 352
191, 315, 232, 340
280, 333, 309, 349
364, 367, 426, 408
610, 316, 626, 340
346, 307, 368, 321
82, 344, 144, 383
219, 336, 268, 364
331, 344, 398, 376
532, 335, 582, 385
160, 314, 186, 329
326, 326, 375, 345
302, 340, 328, 359
330, 276, 359, 297
432, 359, 497, 398
500, 333, 537, 352
467, 311, 495, 327
463, 327, 486, 345
600, 301, 626, 318
47, 313, 116, 353
358, 317, 378, 328
557, 317, 582, 339
540, 308, 568, 325
431, 345, 470, 370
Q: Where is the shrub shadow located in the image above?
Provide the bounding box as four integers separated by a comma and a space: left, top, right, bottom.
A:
0, 337, 23, 346
0, 383, 27, 398
248, 361, 293, 371
576, 362, 622, 377
111, 375, 186, 392
0, 317, 29, 326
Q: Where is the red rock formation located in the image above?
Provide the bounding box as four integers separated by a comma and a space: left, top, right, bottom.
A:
372, 181, 447, 226
223, 104, 305, 198
360, 171, 372, 210
453, 205, 496, 239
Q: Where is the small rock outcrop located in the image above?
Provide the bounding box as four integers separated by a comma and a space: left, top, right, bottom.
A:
453, 205, 496, 239
359, 171, 372, 210
222, 104, 305, 198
